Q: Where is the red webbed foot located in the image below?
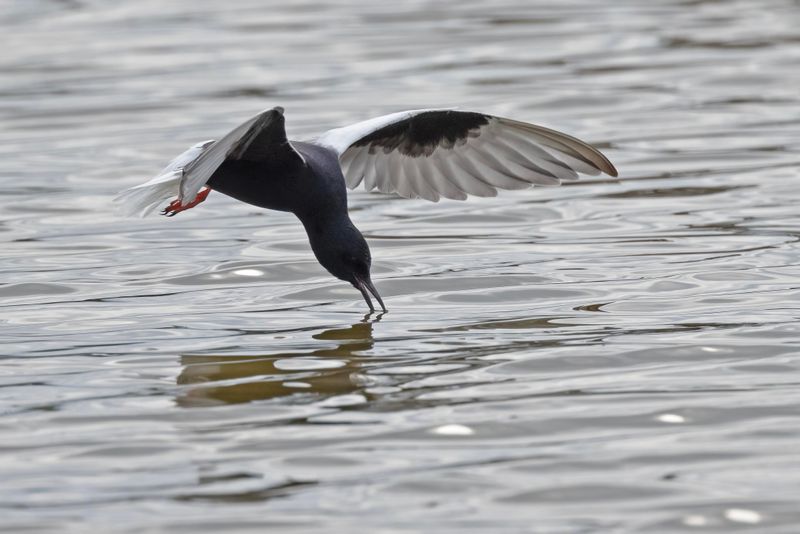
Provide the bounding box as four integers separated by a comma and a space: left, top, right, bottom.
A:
162, 187, 211, 217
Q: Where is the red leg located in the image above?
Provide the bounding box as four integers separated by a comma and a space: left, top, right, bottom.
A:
162, 187, 211, 217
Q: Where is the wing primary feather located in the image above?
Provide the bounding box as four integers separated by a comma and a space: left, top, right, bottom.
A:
400, 158, 420, 199
393, 156, 417, 199
345, 147, 370, 189
429, 150, 467, 200
413, 156, 442, 201
433, 151, 497, 198
538, 146, 602, 176
387, 151, 406, 196
465, 137, 530, 189
339, 149, 357, 178
362, 152, 379, 192
506, 126, 602, 176
405, 157, 442, 201
484, 138, 562, 185
501, 118, 617, 176
497, 130, 580, 180
373, 152, 393, 194
456, 144, 531, 190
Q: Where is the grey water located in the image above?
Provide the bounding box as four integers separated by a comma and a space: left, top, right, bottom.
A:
2, 0, 800, 532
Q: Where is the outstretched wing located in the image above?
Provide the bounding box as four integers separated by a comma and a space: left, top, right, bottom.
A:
115, 107, 304, 217
312, 109, 617, 202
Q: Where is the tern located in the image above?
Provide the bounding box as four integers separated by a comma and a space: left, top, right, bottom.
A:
116, 107, 617, 312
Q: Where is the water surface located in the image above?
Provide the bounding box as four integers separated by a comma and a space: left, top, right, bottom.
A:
2, 0, 800, 532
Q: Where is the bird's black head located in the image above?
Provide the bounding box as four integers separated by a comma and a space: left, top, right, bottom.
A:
305, 219, 386, 313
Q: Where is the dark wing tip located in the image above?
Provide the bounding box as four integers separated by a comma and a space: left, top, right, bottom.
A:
600, 154, 619, 177
496, 116, 618, 178
588, 142, 618, 177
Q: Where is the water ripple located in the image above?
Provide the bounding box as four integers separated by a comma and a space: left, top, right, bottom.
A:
2, 0, 800, 531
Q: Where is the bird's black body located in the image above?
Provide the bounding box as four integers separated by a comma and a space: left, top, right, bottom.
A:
209, 141, 344, 217
205, 110, 384, 311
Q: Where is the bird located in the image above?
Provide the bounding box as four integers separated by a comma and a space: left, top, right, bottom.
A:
116, 107, 617, 313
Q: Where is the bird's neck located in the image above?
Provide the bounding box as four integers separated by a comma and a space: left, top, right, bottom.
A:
297, 211, 364, 282
299, 210, 355, 251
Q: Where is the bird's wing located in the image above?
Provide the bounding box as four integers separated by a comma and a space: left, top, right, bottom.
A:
311, 109, 617, 201
180, 107, 304, 203
115, 107, 304, 217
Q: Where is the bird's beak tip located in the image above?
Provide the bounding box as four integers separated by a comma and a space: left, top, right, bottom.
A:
355, 276, 387, 314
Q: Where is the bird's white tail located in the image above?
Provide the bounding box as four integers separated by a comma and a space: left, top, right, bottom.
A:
114, 140, 214, 217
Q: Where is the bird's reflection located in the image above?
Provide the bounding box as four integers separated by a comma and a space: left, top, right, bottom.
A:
176, 316, 381, 407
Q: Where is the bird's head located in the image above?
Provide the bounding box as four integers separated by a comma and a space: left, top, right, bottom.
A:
306, 220, 386, 313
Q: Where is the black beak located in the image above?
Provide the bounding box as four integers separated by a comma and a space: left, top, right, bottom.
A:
354, 277, 387, 313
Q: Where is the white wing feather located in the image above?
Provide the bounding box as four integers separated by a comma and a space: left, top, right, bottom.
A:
312, 109, 617, 202
114, 140, 213, 217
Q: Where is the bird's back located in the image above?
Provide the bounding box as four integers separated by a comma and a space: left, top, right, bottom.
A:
206, 141, 347, 219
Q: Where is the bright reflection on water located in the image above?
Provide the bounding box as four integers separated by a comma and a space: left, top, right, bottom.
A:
2, 0, 800, 531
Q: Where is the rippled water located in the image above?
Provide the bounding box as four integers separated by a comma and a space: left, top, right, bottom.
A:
2, 0, 800, 532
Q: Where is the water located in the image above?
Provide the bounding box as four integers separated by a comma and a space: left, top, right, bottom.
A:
2, 0, 800, 531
